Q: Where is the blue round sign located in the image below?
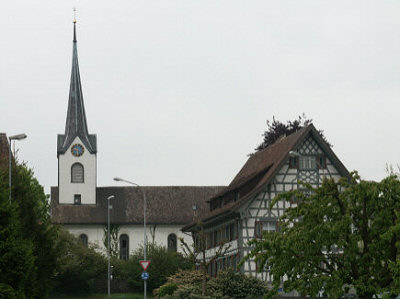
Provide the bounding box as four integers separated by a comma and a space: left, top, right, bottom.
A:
141, 272, 149, 280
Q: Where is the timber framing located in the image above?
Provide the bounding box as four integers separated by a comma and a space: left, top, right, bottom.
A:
182, 124, 349, 282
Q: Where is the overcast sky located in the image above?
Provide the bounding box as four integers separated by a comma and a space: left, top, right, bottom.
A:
1, 1, 400, 193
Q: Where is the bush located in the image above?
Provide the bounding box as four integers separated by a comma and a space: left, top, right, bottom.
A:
114, 243, 193, 293
158, 283, 178, 297
154, 269, 204, 298
51, 229, 107, 295
0, 283, 17, 299
157, 268, 268, 299
164, 269, 205, 286
207, 269, 268, 298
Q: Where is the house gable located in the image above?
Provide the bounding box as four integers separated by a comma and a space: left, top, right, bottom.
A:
182, 124, 349, 280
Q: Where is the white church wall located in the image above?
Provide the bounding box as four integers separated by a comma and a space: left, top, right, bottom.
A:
65, 224, 106, 253
65, 224, 192, 256
59, 136, 96, 204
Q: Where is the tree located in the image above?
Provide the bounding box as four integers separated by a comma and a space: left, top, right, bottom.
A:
103, 224, 120, 257
0, 170, 35, 298
52, 229, 107, 295
0, 159, 60, 298
11, 163, 60, 298
180, 221, 231, 297
114, 242, 193, 292
242, 173, 400, 298
254, 114, 330, 153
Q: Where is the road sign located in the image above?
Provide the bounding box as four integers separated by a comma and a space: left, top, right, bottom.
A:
141, 271, 149, 280
139, 260, 151, 271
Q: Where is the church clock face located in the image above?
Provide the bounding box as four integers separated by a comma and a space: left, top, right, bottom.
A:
71, 144, 84, 157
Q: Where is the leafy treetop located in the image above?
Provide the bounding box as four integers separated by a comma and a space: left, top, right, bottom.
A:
242, 173, 400, 298
254, 114, 331, 153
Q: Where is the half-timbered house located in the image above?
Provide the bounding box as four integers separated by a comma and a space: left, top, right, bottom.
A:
183, 125, 349, 281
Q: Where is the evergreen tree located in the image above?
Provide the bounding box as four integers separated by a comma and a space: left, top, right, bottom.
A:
0, 169, 35, 298
11, 164, 59, 298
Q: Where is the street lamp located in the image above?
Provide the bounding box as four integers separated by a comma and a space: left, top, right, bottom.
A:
9, 133, 27, 201
113, 177, 147, 299
107, 195, 115, 297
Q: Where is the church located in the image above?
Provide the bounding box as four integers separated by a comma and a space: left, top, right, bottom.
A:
50, 21, 224, 257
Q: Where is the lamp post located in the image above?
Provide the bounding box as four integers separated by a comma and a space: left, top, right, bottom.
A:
113, 177, 147, 299
107, 195, 115, 297
8, 133, 27, 201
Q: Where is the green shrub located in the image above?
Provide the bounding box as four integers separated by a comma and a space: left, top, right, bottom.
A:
158, 283, 178, 297
51, 229, 107, 295
115, 243, 193, 293
207, 269, 268, 298
155, 270, 209, 298
172, 284, 209, 299
165, 269, 205, 286
0, 283, 17, 299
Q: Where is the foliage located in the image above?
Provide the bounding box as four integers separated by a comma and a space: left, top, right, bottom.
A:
179, 221, 231, 296
0, 161, 60, 298
158, 283, 178, 297
0, 174, 34, 299
103, 223, 120, 257
156, 269, 267, 299
243, 173, 400, 298
254, 114, 330, 152
153, 270, 204, 297
11, 163, 61, 297
52, 229, 107, 295
113, 242, 193, 293
207, 269, 268, 299
164, 269, 205, 286
0, 283, 18, 299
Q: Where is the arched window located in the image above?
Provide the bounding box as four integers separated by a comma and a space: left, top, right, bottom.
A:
119, 234, 129, 261
168, 233, 177, 252
71, 163, 84, 183
79, 234, 88, 247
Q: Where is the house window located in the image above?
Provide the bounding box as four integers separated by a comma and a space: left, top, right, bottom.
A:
255, 219, 278, 238
167, 233, 177, 252
225, 225, 230, 242
317, 155, 327, 169
74, 194, 81, 205
71, 163, 84, 183
299, 156, 316, 170
119, 234, 129, 261
289, 157, 299, 169
79, 234, 88, 247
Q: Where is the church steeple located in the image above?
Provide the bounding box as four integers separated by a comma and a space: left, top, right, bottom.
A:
57, 20, 97, 155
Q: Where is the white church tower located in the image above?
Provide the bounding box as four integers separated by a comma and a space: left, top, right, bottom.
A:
57, 20, 97, 205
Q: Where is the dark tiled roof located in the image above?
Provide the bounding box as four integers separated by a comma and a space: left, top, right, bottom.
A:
0, 133, 10, 170
58, 23, 96, 155
51, 186, 225, 225
183, 124, 349, 231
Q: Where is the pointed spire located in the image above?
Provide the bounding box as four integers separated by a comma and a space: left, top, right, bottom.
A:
73, 7, 77, 42
59, 17, 96, 154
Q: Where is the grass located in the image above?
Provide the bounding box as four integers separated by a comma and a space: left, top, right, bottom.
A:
51, 293, 154, 299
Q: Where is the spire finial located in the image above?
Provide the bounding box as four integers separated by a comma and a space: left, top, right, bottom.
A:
73, 7, 77, 42
73, 7, 77, 24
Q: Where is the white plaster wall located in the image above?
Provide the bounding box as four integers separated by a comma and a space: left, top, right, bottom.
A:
59, 136, 96, 204
65, 224, 192, 255
65, 224, 106, 253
